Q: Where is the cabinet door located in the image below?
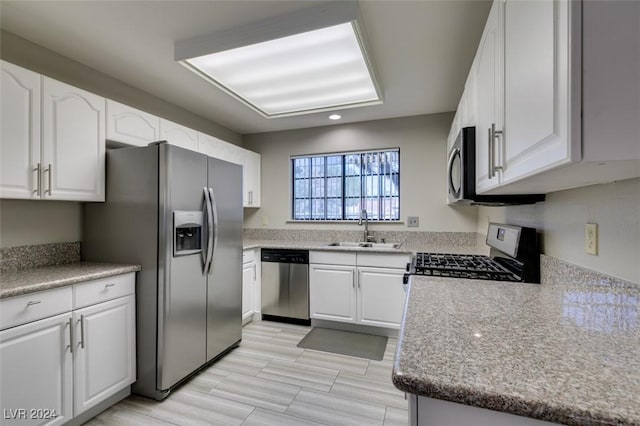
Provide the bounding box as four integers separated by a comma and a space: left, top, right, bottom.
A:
42, 77, 106, 201
357, 267, 406, 329
159, 118, 198, 151
73, 295, 135, 416
198, 132, 222, 158
245, 150, 261, 207
106, 100, 160, 147
242, 262, 255, 322
475, 0, 504, 193
501, 0, 578, 185
0, 61, 41, 199
0, 312, 73, 426
309, 264, 357, 323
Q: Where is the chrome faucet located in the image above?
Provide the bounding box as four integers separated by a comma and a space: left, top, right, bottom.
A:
358, 209, 375, 242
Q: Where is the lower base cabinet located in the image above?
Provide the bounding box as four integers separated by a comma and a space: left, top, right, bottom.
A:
357, 267, 407, 328
309, 264, 357, 323
242, 249, 260, 324
73, 295, 135, 416
0, 312, 73, 426
0, 273, 136, 426
309, 252, 410, 329
410, 395, 558, 426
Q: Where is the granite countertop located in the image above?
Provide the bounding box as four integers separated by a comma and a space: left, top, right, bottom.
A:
0, 262, 141, 299
243, 239, 486, 255
392, 276, 640, 426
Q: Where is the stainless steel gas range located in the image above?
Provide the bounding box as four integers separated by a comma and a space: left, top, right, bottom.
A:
404, 223, 540, 284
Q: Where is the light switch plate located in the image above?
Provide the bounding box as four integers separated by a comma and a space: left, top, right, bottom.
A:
407, 216, 419, 227
585, 223, 598, 255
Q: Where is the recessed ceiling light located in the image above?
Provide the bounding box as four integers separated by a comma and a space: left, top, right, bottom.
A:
175, 2, 382, 118
329, 114, 342, 120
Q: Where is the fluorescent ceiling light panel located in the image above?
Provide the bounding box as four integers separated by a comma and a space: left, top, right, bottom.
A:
176, 3, 382, 118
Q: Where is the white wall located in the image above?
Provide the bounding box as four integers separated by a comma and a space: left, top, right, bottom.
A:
477, 178, 640, 283
0, 200, 82, 247
243, 113, 478, 232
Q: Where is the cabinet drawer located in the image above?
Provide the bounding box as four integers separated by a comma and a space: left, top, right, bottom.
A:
310, 251, 356, 266
243, 249, 255, 264
73, 273, 135, 309
357, 253, 411, 269
0, 286, 72, 330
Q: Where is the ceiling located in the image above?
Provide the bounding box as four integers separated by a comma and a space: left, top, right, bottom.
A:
0, 1, 491, 136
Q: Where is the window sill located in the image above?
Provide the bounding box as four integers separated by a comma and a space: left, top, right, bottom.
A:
286, 220, 405, 225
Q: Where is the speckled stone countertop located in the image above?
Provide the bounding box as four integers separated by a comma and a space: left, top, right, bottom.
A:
392, 276, 640, 425
243, 240, 487, 255
0, 262, 141, 299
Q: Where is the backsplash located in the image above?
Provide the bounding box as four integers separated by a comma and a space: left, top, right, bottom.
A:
243, 229, 485, 254
0, 242, 81, 272
541, 255, 638, 287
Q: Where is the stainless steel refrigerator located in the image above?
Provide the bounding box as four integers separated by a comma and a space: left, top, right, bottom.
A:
83, 142, 243, 400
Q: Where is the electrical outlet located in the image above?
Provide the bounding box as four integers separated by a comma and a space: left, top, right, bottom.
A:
407, 216, 419, 228
585, 223, 598, 255
261, 215, 268, 226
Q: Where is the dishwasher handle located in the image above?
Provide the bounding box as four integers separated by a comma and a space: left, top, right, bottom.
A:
261, 248, 308, 264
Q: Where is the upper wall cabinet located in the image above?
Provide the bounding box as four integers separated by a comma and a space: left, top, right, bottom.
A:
1, 61, 106, 202
42, 77, 106, 202
198, 132, 261, 208
499, 0, 577, 186
106, 100, 160, 147
244, 150, 261, 207
452, 0, 640, 195
474, 0, 503, 194
159, 118, 198, 151
0, 61, 41, 199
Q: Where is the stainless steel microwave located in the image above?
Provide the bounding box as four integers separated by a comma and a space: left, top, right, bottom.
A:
447, 127, 545, 206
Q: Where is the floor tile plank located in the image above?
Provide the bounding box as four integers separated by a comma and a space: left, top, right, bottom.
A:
286, 389, 386, 426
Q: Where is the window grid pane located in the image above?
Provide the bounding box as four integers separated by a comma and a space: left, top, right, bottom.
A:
292, 149, 399, 221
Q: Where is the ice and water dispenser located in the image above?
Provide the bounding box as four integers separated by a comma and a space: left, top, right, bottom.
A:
173, 211, 204, 256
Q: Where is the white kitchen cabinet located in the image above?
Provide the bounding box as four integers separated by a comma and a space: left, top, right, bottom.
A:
0, 312, 73, 426
309, 264, 357, 323
42, 77, 106, 202
159, 118, 198, 151
0, 61, 41, 200
242, 248, 261, 324
310, 252, 410, 329
410, 394, 557, 426
73, 295, 135, 416
198, 132, 222, 158
474, 0, 503, 193
0, 272, 135, 425
242, 262, 255, 323
500, 0, 578, 186
0, 61, 106, 202
451, 0, 639, 195
244, 150, 261, 207
106, 100, 160, 147
357, 267, 406, 328
197, 133, 262, 208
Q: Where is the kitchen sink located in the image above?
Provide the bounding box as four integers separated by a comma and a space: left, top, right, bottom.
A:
327, 242, 399, 249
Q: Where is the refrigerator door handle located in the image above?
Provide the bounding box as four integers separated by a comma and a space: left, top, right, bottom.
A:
203, 187, 214, 274
207, 187, 219, 275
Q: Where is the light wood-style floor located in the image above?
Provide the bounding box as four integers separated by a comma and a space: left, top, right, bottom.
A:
85, 320, 408, 426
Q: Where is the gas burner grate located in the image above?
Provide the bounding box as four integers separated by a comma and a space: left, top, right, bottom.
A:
412, 253, 521, 282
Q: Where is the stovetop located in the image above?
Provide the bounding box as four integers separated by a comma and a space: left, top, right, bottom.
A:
408, 252, 522, 282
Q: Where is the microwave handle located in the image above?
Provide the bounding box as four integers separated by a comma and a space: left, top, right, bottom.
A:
448, 148, 460, 197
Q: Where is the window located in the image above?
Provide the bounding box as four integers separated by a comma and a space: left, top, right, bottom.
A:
292, 149, 400, 221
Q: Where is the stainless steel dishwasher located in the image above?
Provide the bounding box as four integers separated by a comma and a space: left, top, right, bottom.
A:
261, 249, 310, 325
